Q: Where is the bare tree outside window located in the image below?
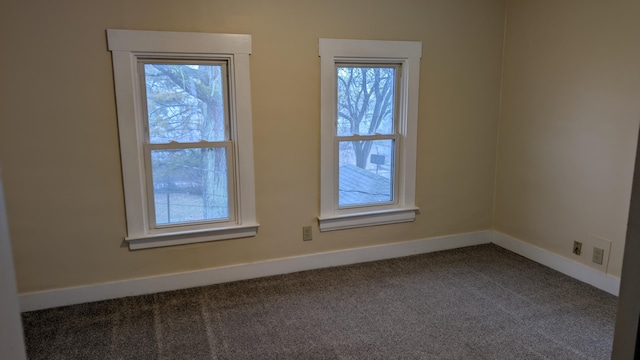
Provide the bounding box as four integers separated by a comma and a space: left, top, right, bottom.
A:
337, 66, 397, 207
144, 63, 230, 224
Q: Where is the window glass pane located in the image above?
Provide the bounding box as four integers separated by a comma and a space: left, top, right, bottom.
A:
339, 139, 394, 207
336, 66, 395, 136
150, 148, 229, 225
144, 63, 226, 143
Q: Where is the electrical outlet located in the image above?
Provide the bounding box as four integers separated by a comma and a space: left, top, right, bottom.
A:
587, 234, 612, 272
573, 241, 582, 255
593, 247, 604, 265
302, 226, 312, 241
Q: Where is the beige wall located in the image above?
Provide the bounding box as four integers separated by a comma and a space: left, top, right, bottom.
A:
0, 0, 506, 293
495, 0, 640, 278
2, 0, 637, 298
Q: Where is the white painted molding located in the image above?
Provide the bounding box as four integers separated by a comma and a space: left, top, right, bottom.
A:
492, 231, 620, 296
318, 38, 422, 224
107, 29, 251, 54
108, 29, 258, 249
318, 208, 418, 232
20, 230, 491, 312
20, 230, 620, 312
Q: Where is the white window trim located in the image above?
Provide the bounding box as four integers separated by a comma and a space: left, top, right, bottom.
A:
107, 29, 258, 250
318, 38, 421, 232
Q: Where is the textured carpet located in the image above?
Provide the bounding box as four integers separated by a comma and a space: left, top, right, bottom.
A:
22, 244, 618, 359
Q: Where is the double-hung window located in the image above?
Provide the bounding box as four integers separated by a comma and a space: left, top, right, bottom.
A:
318, 39, 422, 231
108, 30, 258, 249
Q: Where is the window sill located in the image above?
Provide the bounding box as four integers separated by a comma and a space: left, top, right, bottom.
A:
318, 207, 418, 232
125, 224, 259, 250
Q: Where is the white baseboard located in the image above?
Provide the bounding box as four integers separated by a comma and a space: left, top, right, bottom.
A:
20, 230, 492, 312
492, 231, 620, 296
20, 230, 619, 312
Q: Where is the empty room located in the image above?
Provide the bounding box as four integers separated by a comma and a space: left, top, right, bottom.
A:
1, 0, 640, 358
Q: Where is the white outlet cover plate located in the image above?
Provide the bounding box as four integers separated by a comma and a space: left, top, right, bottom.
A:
586, 234, 612, 273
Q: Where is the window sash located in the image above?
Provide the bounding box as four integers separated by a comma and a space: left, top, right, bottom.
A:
335, 135, 399, 210
336, 134, 397, 141
334, 63, 401, 137
138, 59, 232, 144
333, 62, 402, 212
143, 141, 236, 229
137, 58, 237, 232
